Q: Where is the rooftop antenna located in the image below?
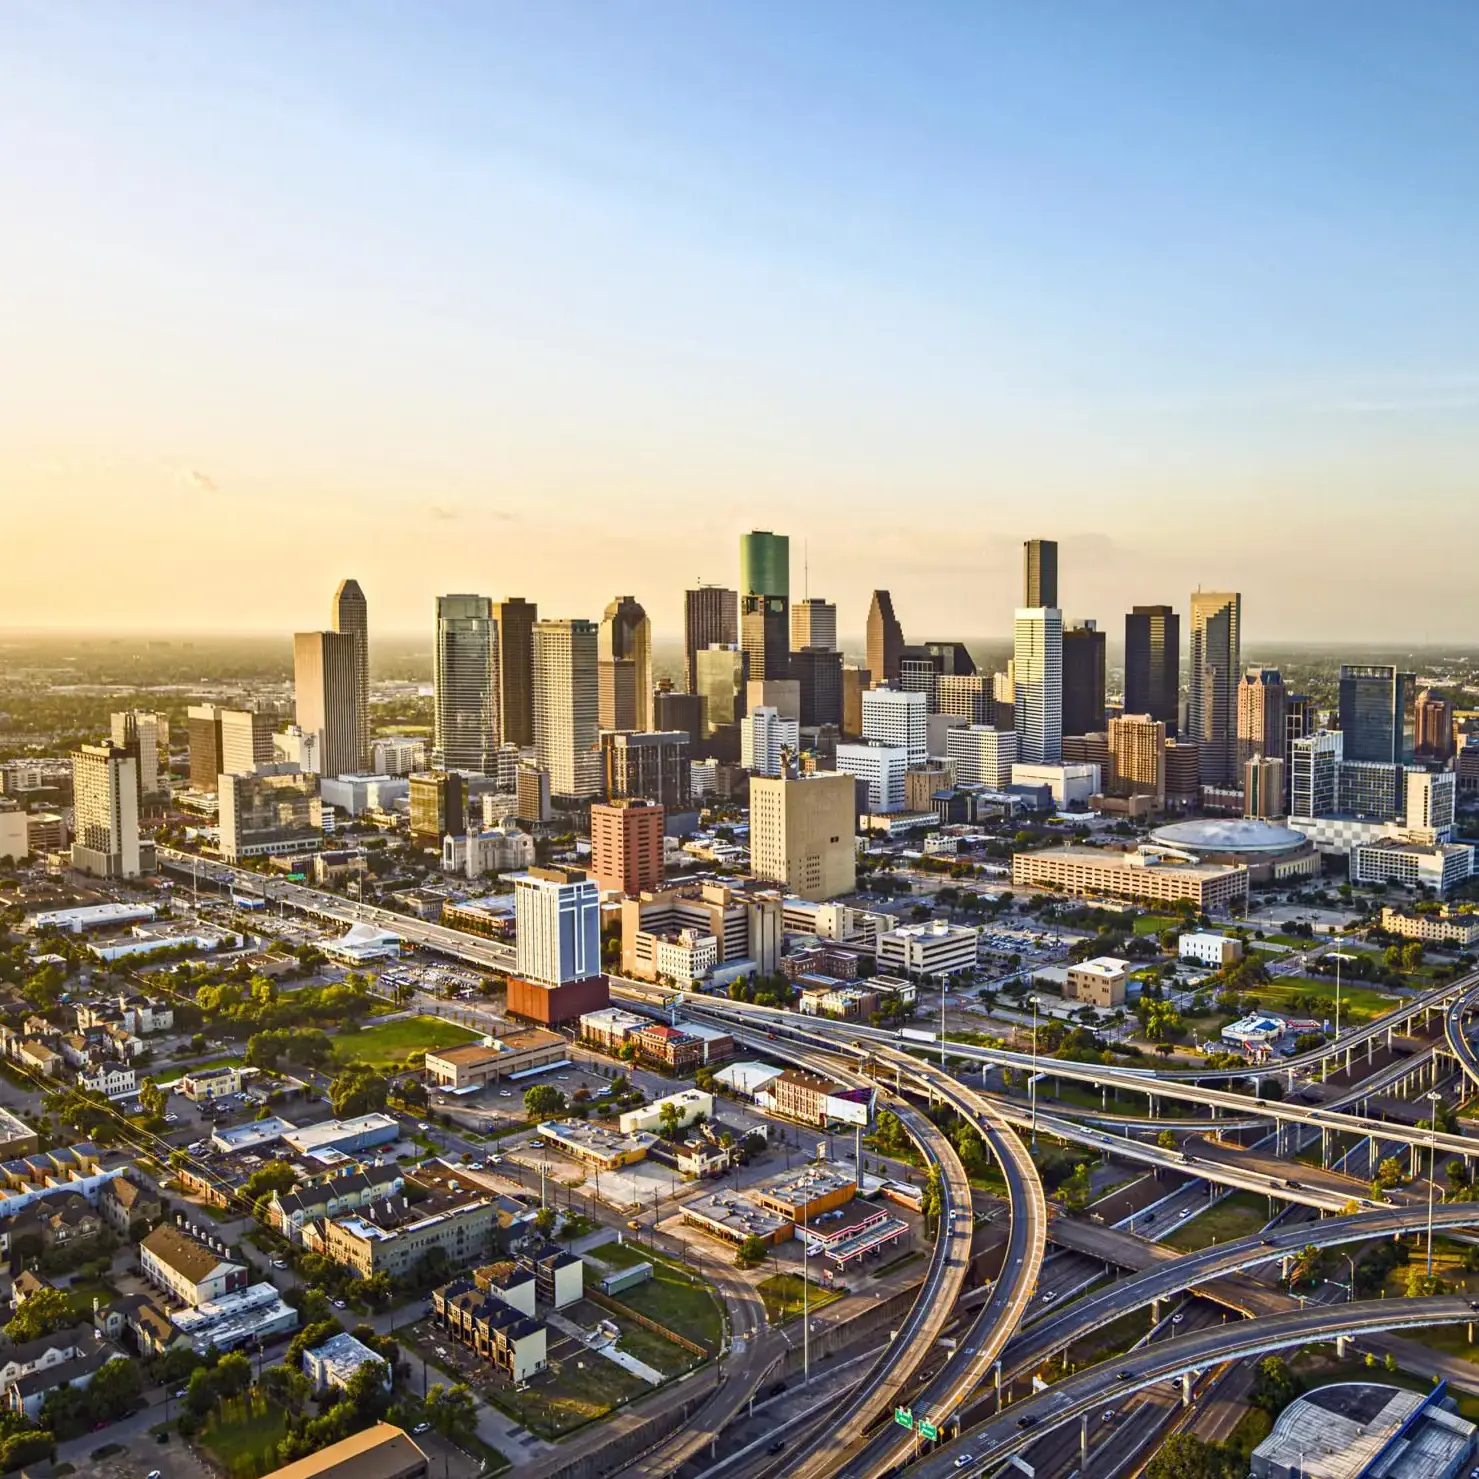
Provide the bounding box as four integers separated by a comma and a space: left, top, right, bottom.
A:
804, 541, 810, 600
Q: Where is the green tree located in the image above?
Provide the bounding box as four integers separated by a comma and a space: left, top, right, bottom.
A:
86, 1355, 142, 1422
214, 1351, 253, 1399
185, 1366, 218, 1419
1156, 1129, 1178, 1151
4, 1287, 74, 1344
1375, 1157, 1405, 1190
921, 1165, 943, 1233
1406, 1268, 1446, 1297
658, 1101, 683, 1140
524, 1084, 566, 1121
424, 1382, 478, 1442
533, 1206, 557, 1237
1250, 1356, 1303, 1416
735, 1235, 768, 1270
1144, 1434, 1231, 1479
329, 1063, 390, 1117
137, 1077, 167, 1120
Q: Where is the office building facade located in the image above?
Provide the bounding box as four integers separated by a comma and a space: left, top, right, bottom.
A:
792, 647, 843, 728
1124, 605, 1180, 737
653, 690, 704, 751
1023, 538, 1058, 608
741, 707, 800, 777
409, 772, 467, 842
1236, 666, 1287, 770
515, 867, 601, 985
533, 618, 602, 800
835, 742, 908, 814
109, 710, 166, 804
739, 530, 790, 682
1338, 665, 1416, 764
589, 799, 665, 895
1244, 756, 1286, 819
937, 674, 990, 724
1061, 621, 1106, 736
1106, 714, 1167, 804
683, 586, 737, 694
866, 590, 905, 688
1416, 691, 1456, 762
434, 595, 498, 774
218, 770, 322, 862
330, 578, 370, 770
294, 630, 361, 781
1188, 591, 1241, 785
493, 598, 537, 748
603, 730, 691, 809
71, 743, 142, 878
749, 772, 856, 901
791, 598, 837, 652
861, 686, 928, 766
1014, 607, 1063, 764
220, 708, 278, 778
598, 596, 653, 734
1289, 730, 1342, 819
696, 645, 747, 738
945, 725, 1018, 790
841, 666, 871, 738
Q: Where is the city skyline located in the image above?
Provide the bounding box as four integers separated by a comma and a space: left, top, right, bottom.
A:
4, 5, 1478, 640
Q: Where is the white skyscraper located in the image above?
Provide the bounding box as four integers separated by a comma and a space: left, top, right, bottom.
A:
835, 742, 908, 814
1289, 729, 1343, 818
1405, 769, 1456, 844
1014, 608, 1063, 764
861, 686, 928, 766
70, 742, 141, 879
515, 866, 601, 985
533, 619, 602, 800
109, 710, 165, 799
740, 707, 800, 777
946, 725, 1020, 790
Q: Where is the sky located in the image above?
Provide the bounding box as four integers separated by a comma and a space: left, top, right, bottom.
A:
2, 1, 1477, 642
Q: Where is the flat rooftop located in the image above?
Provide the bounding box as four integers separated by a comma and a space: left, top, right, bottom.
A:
426, 1027, 563, 1066
538, 1120, 657, 1157
751, 1161, 858, 1208
684, 1191, 790, 1240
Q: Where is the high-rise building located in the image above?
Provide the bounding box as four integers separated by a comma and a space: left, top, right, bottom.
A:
434, 595, 498, 773
1188, 591, 1242, 785
515, 866, 601, 986
1023, 539, 1058, 609
1416, 691, 1456, 762
791, 598, 837, 653
865, 591, 905, 688
293, 630, 361, 780
739, 531, 790, 683
1124, 606, 1180, 737
695, 646, 747, 739
218, 770, 322, 862
598, 596, 653, 734
1244, 756, 1286, 819
409, 771, 467, 842
741, 707, 800, 777
589, 799, 665, 896
493, 598, 538, 748
937, 675, 990, 724
835, 742, 908, 814
533, 618, 602, 800
515, 765, 552, 826
1062, 622, 1106, 737
653, 691, 705, 752
748, 772, 856, 901
1406, 770, 1456, 844
683, 586, 737, 694
603, 731, 691, 810
899, 642, 976, 714
841, 666, 871, 738
330, 579, 370, 770
1338, 665, 1417, 765
746, 678, 801, 723
861, 687, 928, 766
1014, 608, 1063, 764
219, 708, 278, 777
1164, 740, 1201, 808
1339, 761, 1403, 820
1236, 667, 1287, 771
70, 742, 142, 878
109, 711, 166, 802
791, 647, 843, 728
1290, 730, 1343, 818
186, 704, 223, 791
945, 726, 1018, 790
1107, 715, 1167, 804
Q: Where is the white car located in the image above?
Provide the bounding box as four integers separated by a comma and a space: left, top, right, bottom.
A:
954, 1458, 974, 1471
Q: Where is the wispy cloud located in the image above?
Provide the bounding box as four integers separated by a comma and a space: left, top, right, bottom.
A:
179, 468, 218, 493
428, 503, 460, 522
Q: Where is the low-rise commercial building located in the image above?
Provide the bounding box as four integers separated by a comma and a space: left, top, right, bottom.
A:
1063, 957, 1130, 1008
1352, 840, 1474, 896
683, 1191, 793, 1248
179, 1064, 251, 1103
618, 1089, 713, 1136
282, 1113, 400, 1160
321, 1193, 500, 1278
619, 882, 782, 981
578, 1007, 649, 1053
259, 1423, 429, 1479
1011, 844, 1249, 911
1178, 931, 1246, 967
303, 1331, 390, 1394
876, 920, 979, 979
141, 1224, 249, 1307
423, 1027, 566, 1091
749, 1162, 858, 1223
1380, 906, 1479, 948
536, 1119, 656, 1171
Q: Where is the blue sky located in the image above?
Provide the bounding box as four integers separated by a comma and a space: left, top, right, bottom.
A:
2, 2, 1476, 639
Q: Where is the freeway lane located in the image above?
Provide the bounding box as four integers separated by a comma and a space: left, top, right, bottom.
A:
919, 1297, 1479, 1479
1445, 976, 1479, 1092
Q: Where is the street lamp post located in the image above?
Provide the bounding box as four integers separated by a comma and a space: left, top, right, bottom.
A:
1030, 997, 1039, 1147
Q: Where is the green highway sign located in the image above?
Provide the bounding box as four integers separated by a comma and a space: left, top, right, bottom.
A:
894, 1408, 914, 1430
920, 1422, 940, 1442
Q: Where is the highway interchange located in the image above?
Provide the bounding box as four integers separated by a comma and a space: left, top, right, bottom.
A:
157, 851, 1479, 1479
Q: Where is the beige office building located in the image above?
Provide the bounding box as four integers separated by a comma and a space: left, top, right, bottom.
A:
534, 619, 602, 800
791, 598, 837, 652
696, 646, 747, 738
1244, 755, 1286, 819
220, 708, 278, 777
749, 772, 856, 901
1012, 844, 1247, 911
330, 579, 371, 770
294, 630, 361, 780
71, 743, 142, 878
1108, 714, 1167, 804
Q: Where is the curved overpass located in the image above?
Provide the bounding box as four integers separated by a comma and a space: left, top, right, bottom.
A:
1445, 976, 1479, 1092
915, 1297, 1479, 1478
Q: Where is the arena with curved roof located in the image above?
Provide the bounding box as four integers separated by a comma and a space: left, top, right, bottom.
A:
1149, 818, 1319, 884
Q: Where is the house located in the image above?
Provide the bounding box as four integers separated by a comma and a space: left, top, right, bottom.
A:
36, 1193, 103, 1249
431, 1280, 547, 1384
0, 1325, 115, 1409
517, 1239, 584, 1310
179, 1065, 248, 1103
6, 1343, 124, 1419
302, 1331, 390, 1395
99, 1174, 163, 1237
76, 1060, 136, 1100
14, 1041, 60, 1077
140, 1224, 248, 1307
116, 994, 174, 1034
268, 1168, 406, 1242
10, 1271, 51, 1308
92, 1292, 176, 1357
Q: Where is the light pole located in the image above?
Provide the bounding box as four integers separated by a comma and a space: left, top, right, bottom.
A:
1426, 1089, 1443, 1276
1030, 996, 1039, 1146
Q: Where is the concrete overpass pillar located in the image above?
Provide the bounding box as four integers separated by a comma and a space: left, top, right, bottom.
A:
1388, 1024, 1394, 1049
1082, 1413, 1090, 1473
1346, 1047, 1352, 1072
995, 1360, 1003, 1412
1322, 1128, 1329, 1166
1152, 1297, 1162, 1323
1281, 1255, 1292, 1280
1181, 1372, 1193, 1407
1368, 1039, 1374, 1065
1336, 1335, 1348, 1358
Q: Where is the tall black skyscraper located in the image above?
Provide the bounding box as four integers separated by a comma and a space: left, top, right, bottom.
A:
792, 647, 844, 728
1338, 665, 1416, 764
683, 585, 737, 694
1062, 622, 1107, 736
1124, 605, 1180, 737
1023, 539, 1059, 609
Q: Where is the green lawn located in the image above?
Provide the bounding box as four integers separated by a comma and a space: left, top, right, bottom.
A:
1132, 914, 1180, 936
612, 1318, 702, 1377
1161, 1190, 1273, 1251
186, 1054, 246, 1072
200, 1394, 289, 1473
586, 1238, 648, 1270
60, 1279, 115, 1322
1246, 979, 1400, 1025
608, 1255, 724, 1353
488, 1349, 650, 1438
757, 1272, 844, 1326
330, 1014, 482, 1067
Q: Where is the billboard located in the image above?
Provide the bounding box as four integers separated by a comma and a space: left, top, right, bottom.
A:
824, 1087, 874, 1127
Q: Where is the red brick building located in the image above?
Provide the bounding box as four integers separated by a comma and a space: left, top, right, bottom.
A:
589, 799, 664, 896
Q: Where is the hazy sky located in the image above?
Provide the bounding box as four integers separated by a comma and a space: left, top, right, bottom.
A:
3, 2, 1477, 641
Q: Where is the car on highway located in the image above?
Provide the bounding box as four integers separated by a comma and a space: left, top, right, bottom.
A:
413, 1422, 431, 1434
1117, 1370, 1134, 1381
1172, 1313, 1185, 1324
954, 1457, 974, 1470
1016, 1416, 1037, 1429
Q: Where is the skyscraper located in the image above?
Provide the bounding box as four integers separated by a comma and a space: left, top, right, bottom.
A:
219, 708, 277, 777
331, 579, 370, 771
434, 595, 499, 773
1188, 591, 1241, 785
741, 707, 800, 777
1289, 729, 1342, 818
866, 591, 905, 688
1338, 665, 1417, 764
1014, 608, 1063, 764
1023, 539, 1059, 609
1124, 605, 1180, 737
109, 710, 166, 802
515, 866, 601, 986
589, 799, 665, 896
861, 687, 928, 766
791, 647, 844, 728
294, 630, 361, 780
937, 675, 990, 724
695, 646, 747, 740
899, 642, 976, 714
493, 598, 538, 748
597, 596, 653, 733
1416, 691, 1456, 762
532, 618, 602, 800
1061, 622, 1106, 736
1244, 756, 1286, 820
748, 772, 856, 901
683, 585, 737, 694
791, 598, 838, 652
186, 705, 223, 792
1107, 714, 1166, 805
739, 530, 790, 683
1236, 667, 1287, 771
70, 742, 141, 879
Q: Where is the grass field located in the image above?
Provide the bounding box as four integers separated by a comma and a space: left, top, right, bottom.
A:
1162, 1190, 1273, 1252
331, 1014, 482, 1067
757, 1272, 844, 1325
1246, 979, 1399, 1025
1132, 914, 1180, 936
494, 1350, 649, 1437
200, 1394, 289, 1473
588, 1245, 724, 1353
186, 1054, 246, 1072
612, 1317, 702, 1377
587, 1238, 647, 1270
